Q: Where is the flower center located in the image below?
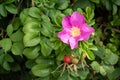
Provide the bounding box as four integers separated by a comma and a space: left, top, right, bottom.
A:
70, 27, 80, 37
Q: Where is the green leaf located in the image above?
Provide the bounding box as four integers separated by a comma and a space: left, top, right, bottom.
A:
87, 19, 95, 26
53, 41, 62, 50
44, 1, 56, 8
82, 42, 95, 60
12, 17, 21, 30
0, 38, 12, 51
10, 29, 24, 42
24, 16, 40, 25
54, 12, 64, 27
91, 61, 100, 72
56, 0, 70, 10
63, 8, 73, 15
23, 33, 40, 47
70, 71, 79, 77
25, 60, 36, 69
113, 0, 120, 6
37, 76, 50, 80
89, 45, 98, 51
28, 7, 41, 19
0, 54, 5, 65
100, 65, 115, 76
5, 4, 17, 14
3, 61, 10, 71
11, 42, 24, 55
93, 46, 106, 59
100, 66, 106, 76
0, 49, 4, 55
5, 54, 14, 62
85, 7, 95, 25
105, 0, 112, 10
67, 75, 73, 80
110, 15, 120, 26
41, 15, 54, 37
58, 71, 68, 80
23, 21, 40, 34
20, 8, 29, 24
85, 49, 95, 60
72, 0, 92, 9
104, 53, 119, 65
90, 0, 100, 4
112, 4, 117, 15
78, 70, 89, 80
48, 9, 61, 22
86, 7, 92, 17
40, 38, 53, 57
108, 68, 120, 80
106, 43, 117, 52
56, 51, 65, 61
0, 4, 7, 17
5, 0, 15, 4
6, 24, 13, 37
35, 57, 54, 66
77, 8, 84, 14
32, 65, 50, 77
102, 65, 114, 74
23, 46, 40, 59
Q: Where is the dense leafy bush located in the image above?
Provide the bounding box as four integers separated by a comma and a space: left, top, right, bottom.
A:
0, 0, 120, 80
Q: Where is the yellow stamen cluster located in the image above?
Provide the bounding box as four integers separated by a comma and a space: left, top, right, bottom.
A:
70, 27, 80, 37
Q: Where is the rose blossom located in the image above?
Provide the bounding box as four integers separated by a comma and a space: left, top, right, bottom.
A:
58, 11, 94, 49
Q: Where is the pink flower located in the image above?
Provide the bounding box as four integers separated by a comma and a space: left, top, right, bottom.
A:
58, 11, 94, 49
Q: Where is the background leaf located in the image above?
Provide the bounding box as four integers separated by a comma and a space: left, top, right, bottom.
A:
23, 33, 40, 47
32, 65, 50, 77
0, 4, 7, 17
40, 38, 53, 57
6, 24, 13, 37
91, 61, 100, 72
103, 52, 119, 65
11, 42, 24, 55
5, 4, 17, 14
28, 7, 41, 19
10, 29, 24, 42
0, 38, 12, 52
107, 68, 120, 80
23, 46, 40, 59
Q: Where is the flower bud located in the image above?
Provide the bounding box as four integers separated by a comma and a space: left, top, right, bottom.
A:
63, 56, 71, 63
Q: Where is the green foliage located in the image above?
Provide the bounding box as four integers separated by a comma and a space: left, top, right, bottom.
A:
0, 0, 120, 80
91, 61, 100, 72
0, 0, 17, 17
0, 38, 12, 52
23, 46, 40, 59
11, 42, 24, 55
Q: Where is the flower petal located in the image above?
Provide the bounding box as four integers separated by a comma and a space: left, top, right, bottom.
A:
70, 11, 85, 27
62, 15, 72, 29
80, 24, 94, 40
81, 24, 94, 33
58, 30, 70, 44
69, 37, 78, 49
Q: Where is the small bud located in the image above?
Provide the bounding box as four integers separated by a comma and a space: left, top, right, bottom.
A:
82, 52, 87, 59
71, 57, 79, 64
63, 56, 71, 63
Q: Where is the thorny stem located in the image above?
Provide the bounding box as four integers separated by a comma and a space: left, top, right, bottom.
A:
60, 63, 67, 76
52, 63, 64, 73
32, 0, 35, 6
67, 64, 74, 72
